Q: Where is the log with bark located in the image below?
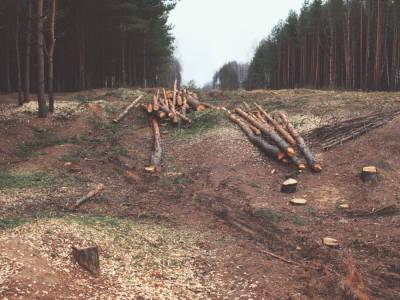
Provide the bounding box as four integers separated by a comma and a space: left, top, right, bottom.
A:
146, 116, 162, 173
255, 104, 296, 145
187, 94, 206, 112
276, 112, 322, 172
235, 108, 295, 157
229, 114, 286, 160
113, 95, 144, 123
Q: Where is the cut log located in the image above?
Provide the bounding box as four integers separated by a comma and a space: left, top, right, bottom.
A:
360, 166, 378, 182
235, 108, 295, 157
290, 198, 307, 206
176, 94, 183, 106
146, 103, 153, 113
255, 104, 296, 146
176, 111, 192, 124
113, 95, 144, 123
74, 184, 105, 208
146, 116, 162, 172
153, 89, 160, 111
187, 94, 206, 112
322, 237, 339, 247
72, 246, 100, 275
229, 114, 285, 160
276, 112, 322, 172
281, 178, 298, 194
172, 79, 177, 106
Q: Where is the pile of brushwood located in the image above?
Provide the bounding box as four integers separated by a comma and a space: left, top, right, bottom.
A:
229, 103, 322, 172
306, 109, 400, 150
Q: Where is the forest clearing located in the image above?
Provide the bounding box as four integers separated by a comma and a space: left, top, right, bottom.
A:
1, 0, 400, 299
1, 88, 400, 299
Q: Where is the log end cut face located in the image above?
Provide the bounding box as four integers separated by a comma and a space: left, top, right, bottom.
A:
281, 178, 298, 194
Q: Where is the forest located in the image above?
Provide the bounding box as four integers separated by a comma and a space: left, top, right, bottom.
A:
0, 0, 179, 116
211, 0, 400, 91
245, 0, 400, 90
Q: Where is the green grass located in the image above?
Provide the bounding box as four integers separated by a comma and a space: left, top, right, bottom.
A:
170, 110, 230, 140
17, 127, 66, 158
0, 218, 27, 230
0, 170, 54, 190
292, 216, 308, 226
254, 208, 281, 223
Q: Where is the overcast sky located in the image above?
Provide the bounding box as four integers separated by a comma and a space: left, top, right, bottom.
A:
169, 0, 304, 86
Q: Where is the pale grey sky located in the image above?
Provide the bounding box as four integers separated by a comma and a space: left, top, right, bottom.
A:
169, 0, 305, 86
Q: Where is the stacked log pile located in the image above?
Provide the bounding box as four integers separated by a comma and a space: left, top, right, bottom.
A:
230, 103, 321, 172
142, 81, 208, 126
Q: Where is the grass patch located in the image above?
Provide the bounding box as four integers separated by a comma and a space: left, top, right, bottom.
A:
292, 216, 308, 226
0, 218, 27, 230
170, 110, 230, 140
254, 208, 281, 223
17, 127, 66, 158
59, 151, 81, 163
0, 170, 54, 190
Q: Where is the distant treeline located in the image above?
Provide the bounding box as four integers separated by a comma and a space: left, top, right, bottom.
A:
210, 61, 249, 90
0, 0, 179, 96
245, 0, 400, 91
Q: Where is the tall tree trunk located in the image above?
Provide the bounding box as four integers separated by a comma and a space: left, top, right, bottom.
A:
359, 1, 364, 89
374, 0, 383, 88
121, 28, 127, 86
143, 32, 147, 88
48, 0, 56, 113
5, 31, 11, 93
24, 0, 32, 102
36, 0, 47, 117
15, 1, 23, 106
365, 0, 371, 88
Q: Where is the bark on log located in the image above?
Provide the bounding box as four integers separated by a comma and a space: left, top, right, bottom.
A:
255, 104, 296, 145
146, 117, 162, 172
113, 95, 144, 123
74, 184, 105, 208
281, 178, 298, 194
187, 95, 206, 112
146, 103, 153, 113
360, 166, 378, 182
176, 111, 192, 124
72, 246, 100, 275
276, 112, 322, 172
230, 114, 285, 160
235, 108, 295, 157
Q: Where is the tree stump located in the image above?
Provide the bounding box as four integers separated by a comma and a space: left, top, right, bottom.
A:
72, 246, 100, 275
281, 178, 298, 194
360, 166, 378, 182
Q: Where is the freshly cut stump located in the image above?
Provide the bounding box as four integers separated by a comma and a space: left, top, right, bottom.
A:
290, 198, 307, 206
360, 166, 378, 182
322, 237, 339, 248
281, 178, 298, 194
72, 246, 100, 275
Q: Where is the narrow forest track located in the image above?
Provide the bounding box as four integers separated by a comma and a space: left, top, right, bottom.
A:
1, 88, 400, 299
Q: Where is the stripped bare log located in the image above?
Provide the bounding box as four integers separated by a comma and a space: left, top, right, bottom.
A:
113, 95, 144, 123
255, 104, 296, 145
235, 108, 295, 157
146, 117, 162, 172
153, 89, 160, 111
172, 79, 177, 106
230, 114, 285, 160
74, 184, 105, 208
276, 112, 322, 172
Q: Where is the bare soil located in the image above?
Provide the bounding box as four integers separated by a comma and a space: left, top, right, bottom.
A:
1, 88, 399, 299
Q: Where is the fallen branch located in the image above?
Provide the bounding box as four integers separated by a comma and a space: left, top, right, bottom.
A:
74, 184, 105, 208
346, 205, 399, 218
113, 95, 144, 123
